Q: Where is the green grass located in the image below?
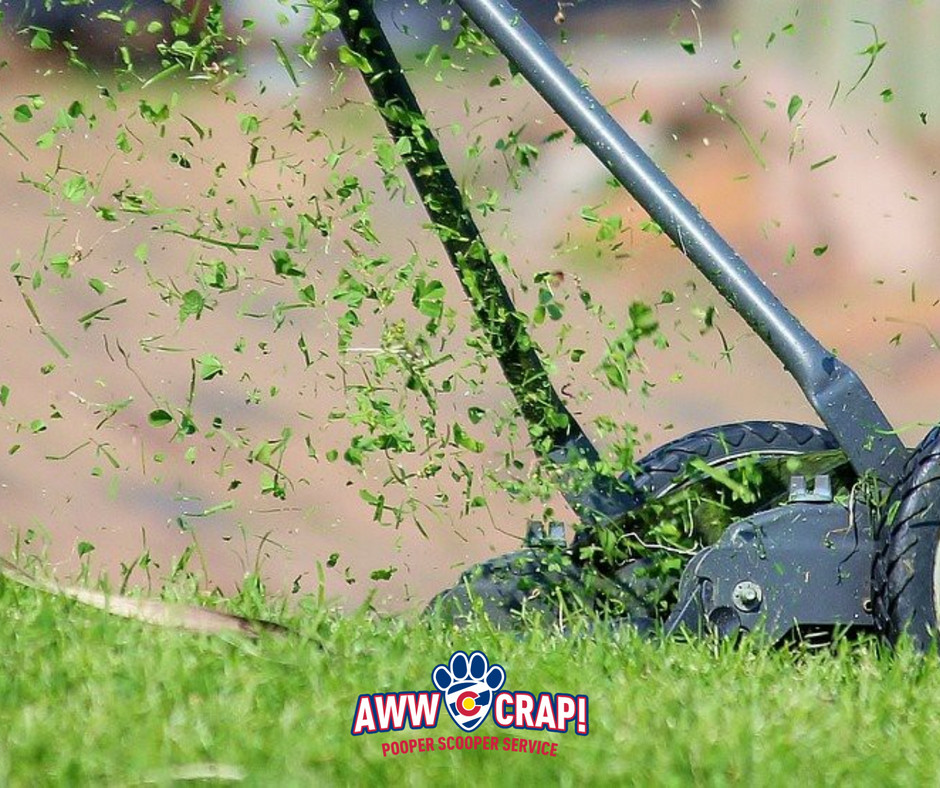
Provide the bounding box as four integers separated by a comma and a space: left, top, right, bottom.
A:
2, 574, 940, 786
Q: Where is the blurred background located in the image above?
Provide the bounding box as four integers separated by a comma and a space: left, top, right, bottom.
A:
2, 0, 940, 611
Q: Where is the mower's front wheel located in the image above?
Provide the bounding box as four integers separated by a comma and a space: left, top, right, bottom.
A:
616, 420, 839, 505
429, 421, 839, 629
872, 427, 940, 649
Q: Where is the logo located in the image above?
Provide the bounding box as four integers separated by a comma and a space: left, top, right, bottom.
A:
351, 649, 589, 758
432, 651, 505, 732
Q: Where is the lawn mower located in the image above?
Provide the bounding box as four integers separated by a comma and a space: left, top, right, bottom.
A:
338, 0, 940, 649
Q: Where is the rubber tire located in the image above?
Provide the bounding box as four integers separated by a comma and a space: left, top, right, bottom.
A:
616, 420, 838, 507
430, 421, 839, 627
573, 420, 842, 554
426, 548, 637, 630
872, 427, 940, 649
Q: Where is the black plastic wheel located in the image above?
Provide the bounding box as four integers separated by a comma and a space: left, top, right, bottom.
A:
620, 421, 835, 497
429, 421, 840, 627
872, 427, 940, 649
426, 547, 660, 630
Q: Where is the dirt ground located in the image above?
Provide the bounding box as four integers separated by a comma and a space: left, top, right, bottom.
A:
2, 3, 940, 612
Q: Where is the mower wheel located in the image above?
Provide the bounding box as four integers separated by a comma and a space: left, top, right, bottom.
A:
572, 420, 841, 553
619, 420, 838, 503
431, 421, 838, 628
426, 548, 658, 631
872, 427, 940, 649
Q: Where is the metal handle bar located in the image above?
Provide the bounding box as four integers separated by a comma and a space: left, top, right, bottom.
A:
453, 0, 907, 483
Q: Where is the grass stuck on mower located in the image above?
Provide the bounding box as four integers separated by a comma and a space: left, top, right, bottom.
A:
339, 0, 936, 648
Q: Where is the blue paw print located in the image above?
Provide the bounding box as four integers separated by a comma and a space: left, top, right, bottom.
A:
433, 651, 506, 732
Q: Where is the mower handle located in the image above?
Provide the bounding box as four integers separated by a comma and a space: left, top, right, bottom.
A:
453, 0, 907, 483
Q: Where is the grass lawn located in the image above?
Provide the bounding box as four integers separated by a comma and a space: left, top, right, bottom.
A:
2, 572, 940, 786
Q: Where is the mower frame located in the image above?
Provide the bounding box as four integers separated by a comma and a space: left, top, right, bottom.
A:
338, 0, 927, 643
450, 0, 906, 487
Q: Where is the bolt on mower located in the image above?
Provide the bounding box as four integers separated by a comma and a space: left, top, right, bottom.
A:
338, 0, 939, 649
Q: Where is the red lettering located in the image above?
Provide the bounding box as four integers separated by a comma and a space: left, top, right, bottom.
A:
381, 743, 390, 757
550, 743, 558, 757
502, 737, 511, 751
511, 737, 520, 752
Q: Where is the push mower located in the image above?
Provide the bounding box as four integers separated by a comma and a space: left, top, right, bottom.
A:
338, 0, 940, 648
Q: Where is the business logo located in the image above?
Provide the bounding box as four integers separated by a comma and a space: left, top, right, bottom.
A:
432, 651, 505, 732
351, 649, 588, 758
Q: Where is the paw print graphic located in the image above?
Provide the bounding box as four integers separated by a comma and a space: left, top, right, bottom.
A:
432, 651, 506, 732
